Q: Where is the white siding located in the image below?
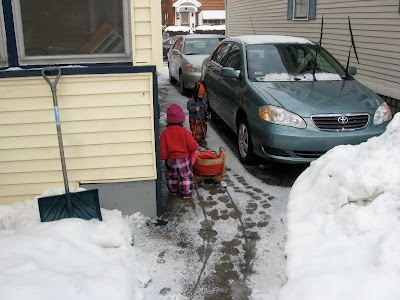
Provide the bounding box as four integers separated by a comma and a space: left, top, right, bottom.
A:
226, 0, 400, 100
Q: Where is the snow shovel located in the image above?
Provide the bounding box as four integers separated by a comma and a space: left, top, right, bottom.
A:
38, 67, 102, 222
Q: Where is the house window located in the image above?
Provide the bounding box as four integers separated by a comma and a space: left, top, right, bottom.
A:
0, 2, 8, 67
287, 0, 316, 20
294, 0, 308, 19
12, 0, 131, 65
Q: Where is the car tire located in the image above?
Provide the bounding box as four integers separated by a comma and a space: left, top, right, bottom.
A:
237, 119, 255, 165
179, 73, 186, 95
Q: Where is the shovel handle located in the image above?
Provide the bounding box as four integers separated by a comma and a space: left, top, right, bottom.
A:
42, 67, 71, 204
42, 67, 61, 93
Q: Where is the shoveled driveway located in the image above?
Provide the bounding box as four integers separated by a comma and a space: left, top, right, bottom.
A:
130, 63, 307, 299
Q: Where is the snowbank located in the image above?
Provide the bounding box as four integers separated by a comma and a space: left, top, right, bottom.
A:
0, 189, 150, 300
279, 113, 400, 300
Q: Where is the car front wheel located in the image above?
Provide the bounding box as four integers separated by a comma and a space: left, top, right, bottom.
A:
168, 65, 175, 84
238, 119, 255, 164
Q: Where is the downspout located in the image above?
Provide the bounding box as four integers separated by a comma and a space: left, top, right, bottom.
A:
153, 72, 163, 216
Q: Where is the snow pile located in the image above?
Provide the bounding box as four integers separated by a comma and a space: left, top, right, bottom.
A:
164, 26, 191, 33
279, 113, 400, 300
195, 25, 225, 31
0, 190, 150, 300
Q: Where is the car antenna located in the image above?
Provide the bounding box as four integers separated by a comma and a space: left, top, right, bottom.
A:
312, 15, 324, 81
250, 17, 256, 35
345, 16, 359, 77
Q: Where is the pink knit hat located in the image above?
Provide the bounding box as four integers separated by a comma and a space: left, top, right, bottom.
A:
167, 104, 185, 123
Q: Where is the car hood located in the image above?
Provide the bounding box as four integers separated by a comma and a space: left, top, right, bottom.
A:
183, 54, 210, 66
251, 80, 381, 117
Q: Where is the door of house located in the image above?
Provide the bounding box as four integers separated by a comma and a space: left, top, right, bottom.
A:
181, 12, 190, 26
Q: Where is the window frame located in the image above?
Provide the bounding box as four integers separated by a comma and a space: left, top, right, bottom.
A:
173, 37, 183, 51
287, 0, 316, 20
211, 42, 231, 66
224, 43, 242, 72
11, 0, 132, 66
0, 1, 8, 67
293, 0, 309, 19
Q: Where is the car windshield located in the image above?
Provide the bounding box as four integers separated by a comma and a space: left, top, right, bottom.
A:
246, 44, 347, 82
183, 38, 223, 55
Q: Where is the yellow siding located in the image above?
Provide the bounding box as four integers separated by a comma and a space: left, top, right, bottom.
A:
131, 0, 163, 71
0, 0, 163, 205
0, 73, 157, 204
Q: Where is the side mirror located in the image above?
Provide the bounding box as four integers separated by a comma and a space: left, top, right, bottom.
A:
348, 66, 357, 76
221, 67, 239, 79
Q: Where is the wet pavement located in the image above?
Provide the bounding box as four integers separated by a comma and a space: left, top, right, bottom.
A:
139, 63, 308, 299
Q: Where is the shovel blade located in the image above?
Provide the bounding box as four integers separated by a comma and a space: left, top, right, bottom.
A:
38, 189, 102, 222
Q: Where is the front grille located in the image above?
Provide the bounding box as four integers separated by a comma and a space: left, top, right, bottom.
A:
311, 113, 369, 130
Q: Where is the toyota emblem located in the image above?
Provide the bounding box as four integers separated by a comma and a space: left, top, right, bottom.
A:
337, 116, 348, 124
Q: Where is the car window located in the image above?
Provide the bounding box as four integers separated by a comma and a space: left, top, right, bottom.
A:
183, 38, 223, 55
163, 38, 174, 46
211, 42, 231, 65
247, 44, 346, 81
173, 38, 183, 51
224, 44, 242, 72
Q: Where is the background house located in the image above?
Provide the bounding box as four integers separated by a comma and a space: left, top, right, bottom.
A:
225, 0, 400, 115
0, 0, 163, 217
162, 0, 225, 32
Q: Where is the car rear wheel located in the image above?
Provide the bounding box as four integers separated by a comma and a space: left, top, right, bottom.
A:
238, 119, 255, 164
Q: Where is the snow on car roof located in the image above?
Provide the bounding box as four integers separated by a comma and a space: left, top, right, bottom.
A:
231, 35, 314, 45
184, 34, 225, 39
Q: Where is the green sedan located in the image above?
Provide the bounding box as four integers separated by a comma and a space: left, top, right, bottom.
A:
201, 35, 392, 164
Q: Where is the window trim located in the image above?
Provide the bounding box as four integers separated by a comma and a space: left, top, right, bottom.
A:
11, 0, 132, 66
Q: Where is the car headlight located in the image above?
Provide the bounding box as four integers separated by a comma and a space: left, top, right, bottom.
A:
187, 64, 202, 72
259, 105, 306, 128
373, 102, 392, 125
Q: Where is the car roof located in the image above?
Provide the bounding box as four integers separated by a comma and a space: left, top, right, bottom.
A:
225, 35, 314, 45
183, 34, 225, 40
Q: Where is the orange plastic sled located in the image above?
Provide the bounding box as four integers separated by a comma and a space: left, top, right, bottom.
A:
193, 147, 226, 183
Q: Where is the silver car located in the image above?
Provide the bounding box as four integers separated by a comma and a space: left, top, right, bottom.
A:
167, 34, 224, 94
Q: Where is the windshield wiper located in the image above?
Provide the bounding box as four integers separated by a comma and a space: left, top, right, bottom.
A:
312, 15, 324, 81
345, 16, 360, 79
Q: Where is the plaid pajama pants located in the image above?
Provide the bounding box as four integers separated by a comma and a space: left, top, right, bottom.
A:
165, 157, 193, 198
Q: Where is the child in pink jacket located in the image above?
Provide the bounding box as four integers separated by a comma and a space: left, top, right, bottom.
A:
160, 104, 199, 199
